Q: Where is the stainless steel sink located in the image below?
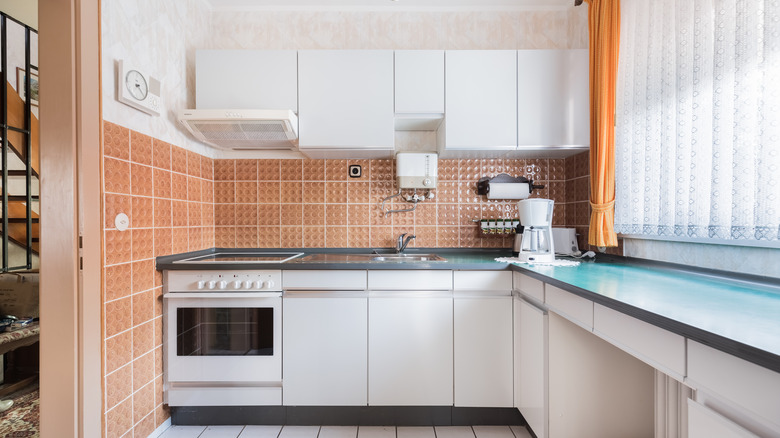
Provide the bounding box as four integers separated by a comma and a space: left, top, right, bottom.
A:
299, 253, 446, 263
370, 254, 445, 262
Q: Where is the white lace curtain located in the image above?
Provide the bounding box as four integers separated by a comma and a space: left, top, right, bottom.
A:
614, 0, 780, 242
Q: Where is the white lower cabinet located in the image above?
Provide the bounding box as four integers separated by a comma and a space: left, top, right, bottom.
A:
454, 293, 513, 407
282, 292, 368, 406
688, 399, 759, 438
514, 294, 548, 438
368, 292, 453, 406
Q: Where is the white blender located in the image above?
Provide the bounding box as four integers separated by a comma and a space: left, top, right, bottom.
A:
516, 199, 555, 262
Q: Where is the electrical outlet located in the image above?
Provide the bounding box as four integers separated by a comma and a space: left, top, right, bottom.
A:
349, 164, 362, 178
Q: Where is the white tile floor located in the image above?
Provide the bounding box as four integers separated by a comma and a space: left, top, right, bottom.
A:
158, 425, 533, 438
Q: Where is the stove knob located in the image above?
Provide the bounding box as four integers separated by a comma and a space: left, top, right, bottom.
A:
266, 280, 275, 289
254, 280, 264, 289
197, 281, 206, 290
207, 281, 217, 290
244, 282, 253, 290
233, 280, 243, 289
218, 280, 228, 290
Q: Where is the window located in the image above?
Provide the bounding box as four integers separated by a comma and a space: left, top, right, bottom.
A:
614, 0, 779, 244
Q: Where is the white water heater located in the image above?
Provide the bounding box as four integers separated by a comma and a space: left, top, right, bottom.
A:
396, 153, 438, 189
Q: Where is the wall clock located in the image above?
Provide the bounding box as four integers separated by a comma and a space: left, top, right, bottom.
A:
117, 59, 161, 116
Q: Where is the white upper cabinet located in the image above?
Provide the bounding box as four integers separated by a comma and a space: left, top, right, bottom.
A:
394, 50, 445, 130
565, 49, 590, 146
517, 50, 567, 146
195, 50, 298, 111
516, 49, 589, 153
442, 50, 518, 153
298, 50, 394, 158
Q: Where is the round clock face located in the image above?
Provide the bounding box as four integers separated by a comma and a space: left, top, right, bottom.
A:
125, 69, 148, 100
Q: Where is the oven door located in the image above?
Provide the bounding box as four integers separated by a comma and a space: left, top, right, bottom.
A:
163, 292, 281, 389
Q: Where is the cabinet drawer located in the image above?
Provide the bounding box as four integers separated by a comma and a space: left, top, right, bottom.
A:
368, 270, 452, 290
593, 304, 686, 379
687, 340, 780, 429
688, 399, 759, 438
454, 270, 512, 291
513, 272, 544, 302
283, 270, 367, 290
545, 285, 593, 329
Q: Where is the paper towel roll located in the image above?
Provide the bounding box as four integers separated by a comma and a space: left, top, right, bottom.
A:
486, 183, 531, 200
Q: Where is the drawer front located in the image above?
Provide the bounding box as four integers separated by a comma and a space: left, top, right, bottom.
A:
688, 399, 759, 438
687, 340, 780, 430
593, 304, 686, 379
454, 270, 512, 291
368, 270, 452, 290
513, 272, 544, 302
545, 284, 593, 329
283, 270, 367, 290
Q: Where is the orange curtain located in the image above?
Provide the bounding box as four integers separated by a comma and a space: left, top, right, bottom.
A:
585, 0, 619, 248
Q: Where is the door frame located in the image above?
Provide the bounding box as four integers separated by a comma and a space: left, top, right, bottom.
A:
39, 0, 102, 436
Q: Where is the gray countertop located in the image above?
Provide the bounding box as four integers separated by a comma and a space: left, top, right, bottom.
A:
156, 247, 780, 374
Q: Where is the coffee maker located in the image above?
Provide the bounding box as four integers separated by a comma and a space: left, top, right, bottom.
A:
515, 199, 555, 262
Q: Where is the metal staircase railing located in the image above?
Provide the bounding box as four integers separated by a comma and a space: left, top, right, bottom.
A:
1, 13, 38, 272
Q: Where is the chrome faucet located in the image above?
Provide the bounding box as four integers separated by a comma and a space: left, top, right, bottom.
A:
396, 233, 416, 253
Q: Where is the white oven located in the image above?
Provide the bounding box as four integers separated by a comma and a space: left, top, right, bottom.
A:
163, 270, 282, 406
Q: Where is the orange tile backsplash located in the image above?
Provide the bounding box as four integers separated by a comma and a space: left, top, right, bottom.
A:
102, 121, 590, 438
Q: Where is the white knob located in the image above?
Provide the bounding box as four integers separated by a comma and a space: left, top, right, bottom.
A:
207, 281, 216, 290
254, 280, 264, 289
423, 178, 432, 186
197, 281, 206, 290
244, 282, 253, 290
266, 280, 275, 289
218, 281, 227, 290
233, 280, 242, 289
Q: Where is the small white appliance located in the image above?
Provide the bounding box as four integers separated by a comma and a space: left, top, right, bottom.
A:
395, 152, 438, 189
163, 269, 283, 406
517, 199, 555, 263
552, 227, 580, 256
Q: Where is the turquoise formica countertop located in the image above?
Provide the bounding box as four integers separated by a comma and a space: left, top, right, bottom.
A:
515, 259, 780, 373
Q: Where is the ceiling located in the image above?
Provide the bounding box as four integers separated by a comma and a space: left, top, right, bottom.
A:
207, 0, 573, 10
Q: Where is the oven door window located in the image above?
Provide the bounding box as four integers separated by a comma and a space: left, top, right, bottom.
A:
176, 307, 274, 356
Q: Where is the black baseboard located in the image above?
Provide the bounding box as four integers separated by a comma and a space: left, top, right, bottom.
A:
171, 406, 525, 426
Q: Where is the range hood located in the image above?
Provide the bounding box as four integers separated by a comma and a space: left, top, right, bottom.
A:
178, 109, 298, 150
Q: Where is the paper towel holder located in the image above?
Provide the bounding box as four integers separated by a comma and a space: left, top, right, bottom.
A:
476, 173, 545, 199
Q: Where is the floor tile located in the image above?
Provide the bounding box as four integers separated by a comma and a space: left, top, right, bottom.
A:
279, 426, 321, 438
319, 426, 358, 438
397, 427, 435, 438
200, 426, 246, 438
159, 425, 207, 438
434, 426, 475, 438
508, 426, 532, 438
239, 425, 283, 438
357, 426, 396, 438
472, 426, 515, 438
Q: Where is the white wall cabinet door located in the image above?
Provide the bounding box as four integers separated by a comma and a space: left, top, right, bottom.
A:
298, 50, 394, 155
454, 295, 513, 407
196, 50, 298, 111
515, 295, 548, 438
368, 293, 453, 406
282, 293, 368, 406
517, 50, 566, 146
395, 50, 444, 114
443, 50, 518, 151
517, 49, 589, 148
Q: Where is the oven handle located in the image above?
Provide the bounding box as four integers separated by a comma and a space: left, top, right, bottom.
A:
163, 292, 282, 299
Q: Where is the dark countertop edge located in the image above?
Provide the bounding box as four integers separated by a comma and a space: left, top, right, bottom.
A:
510, 264, 780, 375
155, 247, 514, 271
